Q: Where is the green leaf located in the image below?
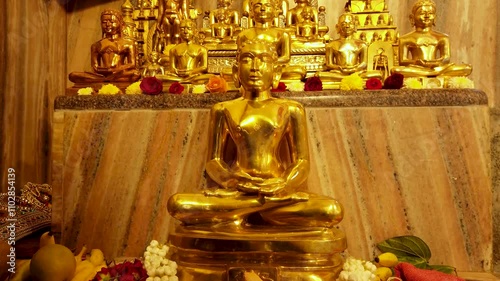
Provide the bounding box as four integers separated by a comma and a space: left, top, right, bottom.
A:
377, 235, 432, 260
429, 264, 456, 274
397, 256, 430, 269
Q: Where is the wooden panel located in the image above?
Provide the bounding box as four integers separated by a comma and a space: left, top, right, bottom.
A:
0, 1, 66, 193
52, 105, 491, 271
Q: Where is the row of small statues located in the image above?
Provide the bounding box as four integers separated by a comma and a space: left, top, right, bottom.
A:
69, 0, 472, 87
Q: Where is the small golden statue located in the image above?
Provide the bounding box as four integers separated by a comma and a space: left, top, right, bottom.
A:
204, 0, 240, 44
317, 13, 382, 84
167, 39, 346, 280
237, 0, 306, 80
242, 0, 289, 28
68, 9, 140, 83
152, 0, 200, 51
156, 19, 213, 84
286, 0, 329, 42
391, 0, 472, 77
153, 0, 182, 49
141, 51, 165, 77
295, 6, 318, 40
287, 0, 318, 33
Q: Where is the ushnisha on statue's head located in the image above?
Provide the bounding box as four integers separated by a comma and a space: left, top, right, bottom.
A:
233, 39, 283, 92
410, 0, 437, 27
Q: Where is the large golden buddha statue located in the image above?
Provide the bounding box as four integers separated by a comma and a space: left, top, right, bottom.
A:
167, 38, 346, 281
156, 19, 213, 84
391, 0, 472, 77
317, 12, 382, 84
237, 0, 306, 80
68, 9, 140, 83
168, 39, 343, 227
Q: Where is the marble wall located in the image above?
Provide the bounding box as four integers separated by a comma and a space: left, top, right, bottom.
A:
52, 92, 492, 273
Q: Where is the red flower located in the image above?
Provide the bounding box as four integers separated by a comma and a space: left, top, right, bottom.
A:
140, 76, 163, 95
304, 76, 323, 91
365, 78, 383, 90
383, 73, 404, 89
271, 82, 287, 92
168, 82, 185, 94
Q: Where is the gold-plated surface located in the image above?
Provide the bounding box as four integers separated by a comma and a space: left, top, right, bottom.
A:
391, 0, 472, 77
201, 0, 241, 45
237, 0, 306, 81
142, 51, 166, 76
156, 19, 214, 84
168, 40, 344, 228
68, 9, 141, 83
167, 38, 346, 280
286, 0, 328, 42
317, 12, 382, 82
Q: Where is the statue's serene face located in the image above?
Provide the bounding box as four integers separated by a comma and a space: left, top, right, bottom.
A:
238, 44, 276, 92
101, 14, 120, 35
413, 4, 435, 28
337, 14, 356, 36
180, 21, 194, 41
252, 0, 275, 22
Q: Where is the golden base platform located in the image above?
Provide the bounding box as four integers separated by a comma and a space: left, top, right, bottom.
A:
168, 224, 347, 281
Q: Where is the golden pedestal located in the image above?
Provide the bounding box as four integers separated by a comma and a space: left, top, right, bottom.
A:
168, 225, 347, 281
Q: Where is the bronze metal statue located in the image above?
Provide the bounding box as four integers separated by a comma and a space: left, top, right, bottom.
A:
68, 9, 140, 83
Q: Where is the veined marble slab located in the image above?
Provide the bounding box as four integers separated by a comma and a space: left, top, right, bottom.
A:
51, 92, 492, 272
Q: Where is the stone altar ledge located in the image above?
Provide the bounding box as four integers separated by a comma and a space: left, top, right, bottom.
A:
54, 89, 487, 110
51, 88, 493, 274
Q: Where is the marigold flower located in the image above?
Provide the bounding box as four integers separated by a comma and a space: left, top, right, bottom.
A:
340, 73, 364, 90
125, 81, 142, 95
447, 77, 474, 89
98, 84, 121, 95
77, 87, 94, 95
192, 84, 207, 94
404, 78, 423, 89
286, 82, 305, 91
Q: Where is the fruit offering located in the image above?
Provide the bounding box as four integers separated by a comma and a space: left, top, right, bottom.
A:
373, 252, 399, 281
143, 240, 178, 281
30, 244, 77, 281
72, 247, 107, 281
